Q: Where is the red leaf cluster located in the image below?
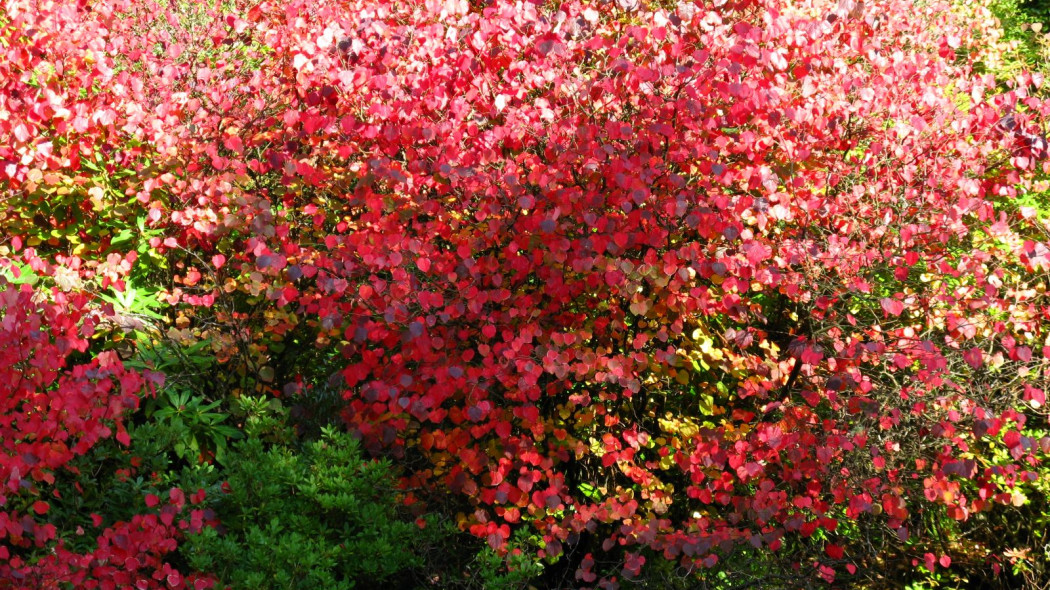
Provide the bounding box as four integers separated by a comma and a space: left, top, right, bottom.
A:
0, 266, 207, 587
4, 0, 1050, 584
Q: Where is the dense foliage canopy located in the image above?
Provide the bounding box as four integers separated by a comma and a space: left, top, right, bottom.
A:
3, 0, 1050, 587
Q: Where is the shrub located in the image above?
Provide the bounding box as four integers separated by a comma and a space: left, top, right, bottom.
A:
0, 270, 210, 589
6, 0, 1050, 586
179, 424, 444, 589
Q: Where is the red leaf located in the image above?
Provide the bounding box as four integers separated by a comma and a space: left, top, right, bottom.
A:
169, 488, 186, 508
924, 553, 937, 571
880, 298, 904, 317
1003, 430, 1021, 449
1025, 385, 1046, 408
1016, 346, 1033, 362
963, 347, 983, 369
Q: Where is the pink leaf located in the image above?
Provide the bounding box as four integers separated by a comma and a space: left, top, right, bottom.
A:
1025, 385, 1046, 408
963, 347, 983, 370
880, 298, 904, 316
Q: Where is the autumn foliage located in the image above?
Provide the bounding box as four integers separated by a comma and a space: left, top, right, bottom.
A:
4, 0, 1050, 587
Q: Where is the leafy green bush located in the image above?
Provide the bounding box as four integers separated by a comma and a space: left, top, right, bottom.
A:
179, 422, 445, 589
984, 0, 1050, 80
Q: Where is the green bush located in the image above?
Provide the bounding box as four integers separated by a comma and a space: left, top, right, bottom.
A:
180, 423, 445, 589
985, 0, 1050, 80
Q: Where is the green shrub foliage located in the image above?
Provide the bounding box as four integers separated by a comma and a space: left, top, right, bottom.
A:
180, 425, 440, 589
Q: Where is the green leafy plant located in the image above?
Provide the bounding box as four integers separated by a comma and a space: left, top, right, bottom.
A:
146, 388, 242, 464
179, 426, 446, 589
